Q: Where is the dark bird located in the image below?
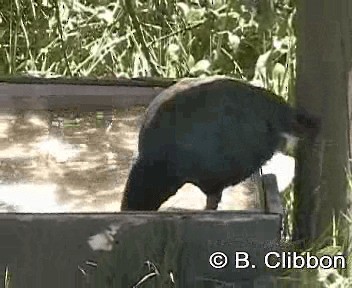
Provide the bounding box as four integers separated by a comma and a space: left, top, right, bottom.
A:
120, 76, 320, 211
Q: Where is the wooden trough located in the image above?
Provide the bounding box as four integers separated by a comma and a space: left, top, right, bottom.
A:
0, 77, 284, 288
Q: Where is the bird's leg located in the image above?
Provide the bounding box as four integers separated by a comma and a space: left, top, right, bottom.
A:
205, 191, 223, 210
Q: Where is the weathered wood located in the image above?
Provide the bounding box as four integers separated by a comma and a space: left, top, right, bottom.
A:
0, 212, 281, 288
0, 76, 177, 87
251, 171, 266, 210
0, 82, 164, 111
0, 77, 178, 111
263, 174, 283, 215
295, 0, 350, 246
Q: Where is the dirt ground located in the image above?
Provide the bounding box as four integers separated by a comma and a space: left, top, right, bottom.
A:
0, 108, 259, 213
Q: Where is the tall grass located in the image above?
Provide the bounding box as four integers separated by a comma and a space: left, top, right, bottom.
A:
1, 0, 296, 83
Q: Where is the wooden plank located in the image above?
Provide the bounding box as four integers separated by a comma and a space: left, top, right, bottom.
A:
250, 171, 265, 209
0, 77, 177, 111
262, 174, 284, 215
0, 76, 177, 87
0, 212, 281, 288
0, 83, 165, 111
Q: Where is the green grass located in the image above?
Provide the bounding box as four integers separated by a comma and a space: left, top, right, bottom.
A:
1, 0, 296, 83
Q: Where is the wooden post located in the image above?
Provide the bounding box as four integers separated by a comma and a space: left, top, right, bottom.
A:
294, 0, 351, 248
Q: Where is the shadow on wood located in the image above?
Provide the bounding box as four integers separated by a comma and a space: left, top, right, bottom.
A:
93, 212, 282, 288
0, 207, 283, 287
